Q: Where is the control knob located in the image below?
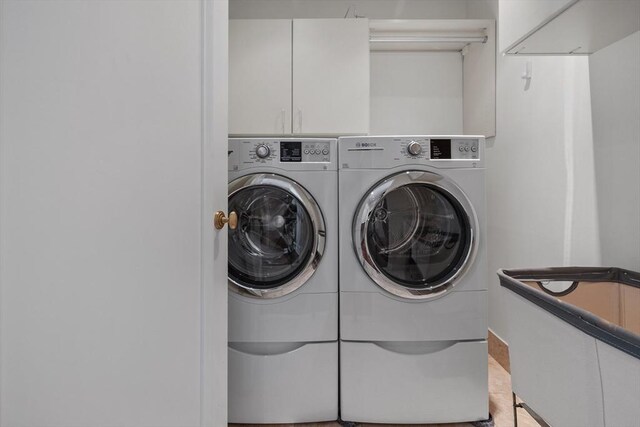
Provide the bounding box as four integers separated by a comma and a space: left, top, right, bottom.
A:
407, 141, 422, 156
256, 144, 270, 159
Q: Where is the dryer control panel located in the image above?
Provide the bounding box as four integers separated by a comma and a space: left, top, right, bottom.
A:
338, 135, 484, 170
430, 138, 479, 160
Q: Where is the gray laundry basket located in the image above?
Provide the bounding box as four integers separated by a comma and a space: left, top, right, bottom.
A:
498, 267, 640, 427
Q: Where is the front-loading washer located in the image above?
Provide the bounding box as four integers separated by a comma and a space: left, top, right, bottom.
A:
338, 135, 489, 424
227, 138, 338, 424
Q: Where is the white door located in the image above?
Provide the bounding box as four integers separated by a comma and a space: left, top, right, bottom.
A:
229, 19, 292, 136
0, 1, 228, 426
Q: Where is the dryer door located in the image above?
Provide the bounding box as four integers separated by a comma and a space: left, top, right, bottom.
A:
228, 173, 325, 298
353, 171, 478, 300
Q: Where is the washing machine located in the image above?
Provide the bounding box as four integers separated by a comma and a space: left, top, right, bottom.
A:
338, 135, 489, 424
227, 138, 338, 424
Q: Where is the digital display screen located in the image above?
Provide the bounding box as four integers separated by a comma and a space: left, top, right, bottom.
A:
280, 141, 302, 162
430, 139, 451, 159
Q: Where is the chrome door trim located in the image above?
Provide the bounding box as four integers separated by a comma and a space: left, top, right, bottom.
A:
228, 173, 326, 299
353, 170, 478, 300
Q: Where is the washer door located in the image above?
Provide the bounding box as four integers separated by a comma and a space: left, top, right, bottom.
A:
353, 171, 478, 300
228, 173, 325, 298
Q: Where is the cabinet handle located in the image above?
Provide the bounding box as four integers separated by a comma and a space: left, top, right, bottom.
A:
281, 108, 286, 135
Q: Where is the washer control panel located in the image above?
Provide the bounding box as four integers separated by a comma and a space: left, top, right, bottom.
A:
231, 138, 335, 168
246, 141, 330, 163
255, 144, 271, 159
301, 141, 331, 162
248, 141, 277, 162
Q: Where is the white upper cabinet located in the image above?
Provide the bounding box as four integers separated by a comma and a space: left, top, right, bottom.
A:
229, 18, 370, 136
292, 19, 370, 136
500, 0, 640, 55
229, 19, 292, 135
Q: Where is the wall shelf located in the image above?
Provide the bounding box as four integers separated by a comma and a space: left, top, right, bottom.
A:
501, 0, 640, 55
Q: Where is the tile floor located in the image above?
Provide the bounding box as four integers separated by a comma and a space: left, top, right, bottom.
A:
232, 356, 540, 427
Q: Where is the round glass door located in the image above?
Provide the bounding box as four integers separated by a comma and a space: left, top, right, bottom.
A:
228, 174, 325, 298
354, 171, 477, 299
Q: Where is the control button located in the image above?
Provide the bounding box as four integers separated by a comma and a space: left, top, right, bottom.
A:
471, 146, 478, 153
322, 149, 329, 155
407, 141, 422, 156
315, 149, 321, 155
459, 146, 464, 152
464, 146, 470, 152
256, 144, 270, 159
304, 149, 310, 154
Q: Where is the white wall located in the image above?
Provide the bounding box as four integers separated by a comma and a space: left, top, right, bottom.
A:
589, 31, 640, 271
487, 54, 601, 340
229, 0, 468, 19
468, 0, 601, 341
370, 52, 463, 135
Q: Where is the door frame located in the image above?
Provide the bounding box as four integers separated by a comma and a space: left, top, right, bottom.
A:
202, 0, 229, 425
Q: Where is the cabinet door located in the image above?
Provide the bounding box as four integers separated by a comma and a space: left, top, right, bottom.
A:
230, 20, 292, 135
293, 19, 370, 135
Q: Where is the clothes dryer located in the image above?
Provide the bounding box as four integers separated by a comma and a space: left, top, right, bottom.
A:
227, 138, 338, 424
338, 135, 488, 424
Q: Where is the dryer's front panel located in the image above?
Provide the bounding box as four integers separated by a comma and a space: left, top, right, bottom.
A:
354, 171, 478, 300
228, 173, 325, 299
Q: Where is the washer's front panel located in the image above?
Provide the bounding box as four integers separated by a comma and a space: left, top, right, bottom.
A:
229, 341, 338, 423
229, 293, 338, 342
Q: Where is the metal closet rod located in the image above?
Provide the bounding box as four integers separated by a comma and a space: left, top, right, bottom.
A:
369, 35, 488, 44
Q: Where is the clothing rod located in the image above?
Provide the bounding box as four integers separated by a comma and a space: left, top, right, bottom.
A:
370, 35, 487, 44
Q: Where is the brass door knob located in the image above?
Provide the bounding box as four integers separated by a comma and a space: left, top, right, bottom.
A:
214, 211, 237, 230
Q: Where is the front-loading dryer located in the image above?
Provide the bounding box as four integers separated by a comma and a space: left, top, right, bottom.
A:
227, 138, 338, 424
338, 135, 488, 424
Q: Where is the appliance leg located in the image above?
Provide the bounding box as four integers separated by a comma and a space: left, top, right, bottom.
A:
512, 392, 551, 427
471, 413, 494, 427
513, 391, 521, 427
